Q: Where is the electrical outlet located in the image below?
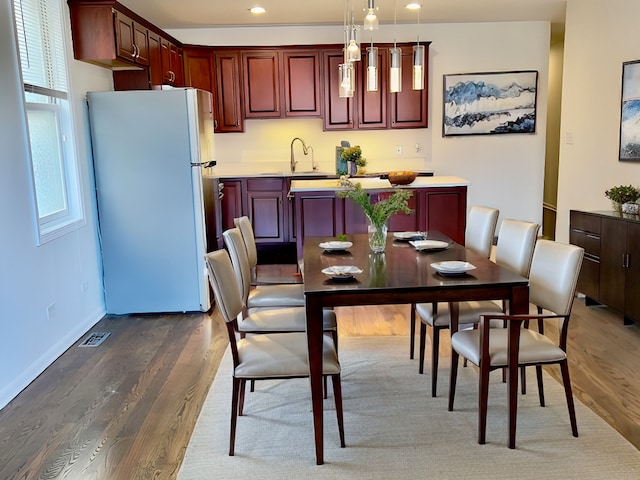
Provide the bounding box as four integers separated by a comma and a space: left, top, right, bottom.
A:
415, 143, 423, 153
396, 145, 403, 156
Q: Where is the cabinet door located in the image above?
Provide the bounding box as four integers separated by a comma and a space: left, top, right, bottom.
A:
132, 22, 149, 65
171, 45, 185, 86
183, 47, 214, 93
282, 50, 321, 117
423, 187, 466, 244
247, 191, 285, 242
384, 190, 418, 231
219, 180, 243, 233
625, 222, 640, 321
160, 38, 182, 85
214, 51, 244, 133
599, 218, 627, 313
243, 50, 281, 118
322, 50, 355, 130
357, 47, 388, 129
389, 45, 428, 129
294, 193, 343, 259
114, 12, 137, 62
148, 31, 163, 88
569, 211, 601, 300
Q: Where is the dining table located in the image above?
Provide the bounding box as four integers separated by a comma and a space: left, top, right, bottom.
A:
303, 232, 530, 464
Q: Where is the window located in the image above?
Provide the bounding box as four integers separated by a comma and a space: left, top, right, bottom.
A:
13, 0, 84, 244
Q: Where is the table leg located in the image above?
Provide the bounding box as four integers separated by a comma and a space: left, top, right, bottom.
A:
306, 296, 324, 465
507, 284, 529, 448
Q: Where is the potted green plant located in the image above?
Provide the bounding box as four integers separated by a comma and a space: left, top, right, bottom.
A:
605, 185, 640, 214
336, 179, 412, 252
341, 146, 367, 176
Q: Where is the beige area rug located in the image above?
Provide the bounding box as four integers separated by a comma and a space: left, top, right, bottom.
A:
178, 336, 640, 479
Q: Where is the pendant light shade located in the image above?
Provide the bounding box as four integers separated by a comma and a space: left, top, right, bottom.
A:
346, 24, 361, 62
339, 62, 355, 98
412, 44, 425, 90
364, 0, 378, 30
366, 46, 378, 92
389, 47, 402, 93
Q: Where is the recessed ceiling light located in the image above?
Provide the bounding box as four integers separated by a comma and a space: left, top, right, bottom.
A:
249, 6, 266, 14
405, 3, 421, 9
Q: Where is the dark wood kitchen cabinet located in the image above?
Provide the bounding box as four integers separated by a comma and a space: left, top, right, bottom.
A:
322, 42, 429, 131
213, 50, 244, 133
183, 47, 214, 93
570, 210, 640, 325
115, 11, 149, 66
160, 37, 183, 86
246, 178, 287, 243
242, 49, 321, 119
215, 179, 243, 248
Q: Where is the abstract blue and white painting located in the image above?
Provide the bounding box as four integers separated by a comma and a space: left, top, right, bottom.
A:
443, 70, 538, 136
620, 60, 640, 161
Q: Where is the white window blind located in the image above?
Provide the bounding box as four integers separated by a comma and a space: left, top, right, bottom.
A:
13, 0, 84, 243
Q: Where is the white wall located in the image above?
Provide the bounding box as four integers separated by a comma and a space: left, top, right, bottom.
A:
0, 0, 109, 409
556, 0, 640, 243
170, 21, 551, 228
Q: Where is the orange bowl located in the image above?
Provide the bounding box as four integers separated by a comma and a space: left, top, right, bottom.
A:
387, 171, 417, 185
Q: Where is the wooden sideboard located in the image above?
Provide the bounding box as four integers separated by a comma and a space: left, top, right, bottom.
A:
569, 210, 640, 325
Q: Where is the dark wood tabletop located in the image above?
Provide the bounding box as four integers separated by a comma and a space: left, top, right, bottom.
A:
302, 232, 530, 464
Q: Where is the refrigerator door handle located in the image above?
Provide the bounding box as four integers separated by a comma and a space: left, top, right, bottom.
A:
190, 161, 217, 168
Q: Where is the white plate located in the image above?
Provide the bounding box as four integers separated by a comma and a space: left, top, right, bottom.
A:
430, 261, 476, 275
393, 231, 423, 241
319, 241, 353, 252
321, 265, 363, 280
409, 239, 450, 251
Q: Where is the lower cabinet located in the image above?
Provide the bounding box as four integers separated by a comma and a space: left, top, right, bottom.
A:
570, 210, 640, 325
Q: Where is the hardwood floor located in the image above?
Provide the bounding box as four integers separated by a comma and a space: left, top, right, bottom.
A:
1, 292, 638, 479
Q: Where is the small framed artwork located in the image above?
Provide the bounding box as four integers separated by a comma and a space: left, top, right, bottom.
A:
619, 60, 640, 162
443, 70, 538, 136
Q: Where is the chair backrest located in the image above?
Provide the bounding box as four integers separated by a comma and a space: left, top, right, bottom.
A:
234, 216, 258, 270
222, 227, 251, 305
529, 240, 584, 316
205, 250, 244, 324
465, 206, 499, 258
494, 219, 540, 278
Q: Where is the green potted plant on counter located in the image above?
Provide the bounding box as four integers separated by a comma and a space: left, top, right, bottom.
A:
337, 179, 412, 252
605, 185, 640, 214
341, 146, 367, 176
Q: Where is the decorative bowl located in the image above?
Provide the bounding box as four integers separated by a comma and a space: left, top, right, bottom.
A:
387, 171, 417, 185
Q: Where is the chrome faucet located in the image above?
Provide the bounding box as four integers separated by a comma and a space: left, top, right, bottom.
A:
290, 137, 315, 173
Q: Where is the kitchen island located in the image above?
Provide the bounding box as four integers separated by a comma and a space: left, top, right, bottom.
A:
289, 176, 470, 259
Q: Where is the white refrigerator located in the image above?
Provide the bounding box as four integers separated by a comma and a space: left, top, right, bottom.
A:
87, 88, 213, 314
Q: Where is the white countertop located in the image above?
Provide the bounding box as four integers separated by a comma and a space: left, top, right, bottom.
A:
289, 175, 470, 192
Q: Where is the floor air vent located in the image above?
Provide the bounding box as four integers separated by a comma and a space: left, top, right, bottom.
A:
79, 332, 110, 347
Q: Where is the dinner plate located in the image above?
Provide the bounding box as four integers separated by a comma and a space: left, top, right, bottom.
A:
321, 265, 363, 280
393, 231, 424, 241
409, 239, 450, 251
319, 241, 353, 252
430, 261, 476, 275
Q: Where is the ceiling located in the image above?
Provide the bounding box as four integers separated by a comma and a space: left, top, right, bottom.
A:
118, 0, 567, 37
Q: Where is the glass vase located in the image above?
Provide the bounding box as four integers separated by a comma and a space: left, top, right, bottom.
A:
367, 222, 388, 253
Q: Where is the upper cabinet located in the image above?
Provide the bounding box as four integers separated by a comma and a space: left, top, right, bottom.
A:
213, 50, 244, 133
68, 1, 183, 89
242, 49, 321, 119
322, 43, 429, 131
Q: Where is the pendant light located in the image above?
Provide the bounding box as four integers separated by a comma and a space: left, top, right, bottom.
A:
366, 42, 378, 92
412, 4, 424, 90
364, 0, 378, 31
346, 22, 361, 62
338, 0, 355, 97
389, 0, 402, 93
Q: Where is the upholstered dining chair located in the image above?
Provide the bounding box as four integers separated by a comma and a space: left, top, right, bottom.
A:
205, 249, 345, 456
234, 216, 303, 285
448, 239, 584, 448
223, 227, 337, 341
416, 219, 539, 397
409, 206, 499, 360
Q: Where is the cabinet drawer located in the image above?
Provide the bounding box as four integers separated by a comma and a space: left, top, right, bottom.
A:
247, 178, 284, 191
570, 210, 601, 234
570, 229, 600, 257
576, 255, 600, 299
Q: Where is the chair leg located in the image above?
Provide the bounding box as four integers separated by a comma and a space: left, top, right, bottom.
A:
323, 375, 328, 400
238, 379, 247, 416
250, 379, 255, 392
478, 361, 491, 445
560, 360, 579, 437
230, 377, 241, 456
410, 303, 416, 359
535, 365, 545, 407
521, 366, 527, 395
418, 321, 427, 374
448, 349, 459, 412
331, 374, 346, 447
431, 326, 441, 397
